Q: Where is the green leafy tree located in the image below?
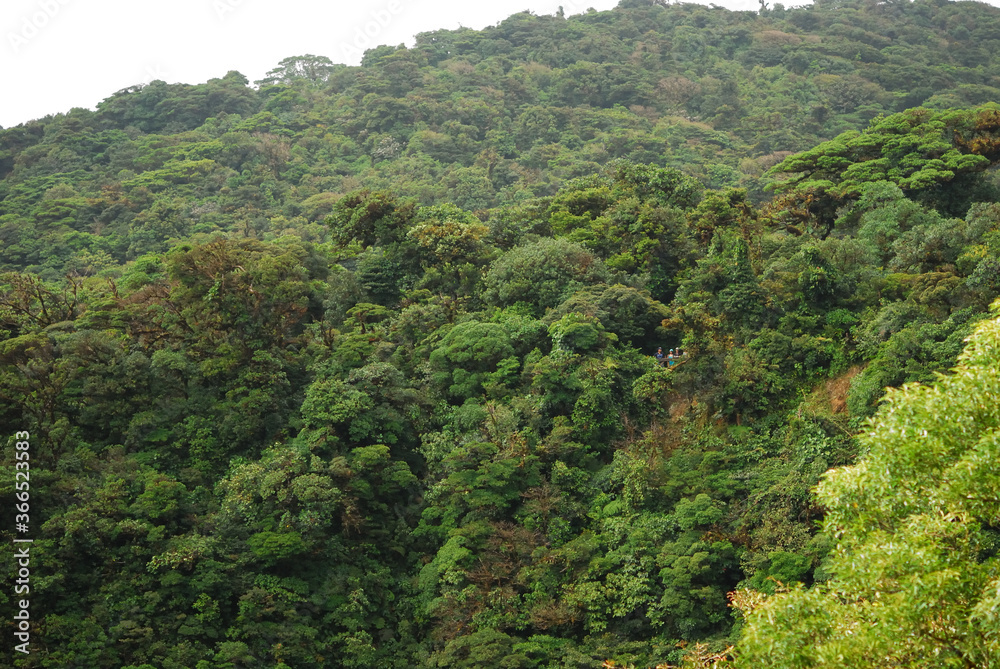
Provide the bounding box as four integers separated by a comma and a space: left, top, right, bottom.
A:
327, 190, 416, 249
482, 238, 610, 316
255, 55, 342, 87
769, 105, 1000, 228
735, 304, 1000, 668
429, 321, 515, 401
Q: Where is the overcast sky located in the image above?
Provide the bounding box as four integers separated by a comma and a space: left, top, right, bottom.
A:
0, 0, 996, 129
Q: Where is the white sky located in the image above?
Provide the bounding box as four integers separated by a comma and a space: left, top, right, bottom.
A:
0, 0, 996, 129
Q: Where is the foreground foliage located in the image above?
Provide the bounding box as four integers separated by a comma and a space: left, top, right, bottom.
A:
735, 304, 1000, 668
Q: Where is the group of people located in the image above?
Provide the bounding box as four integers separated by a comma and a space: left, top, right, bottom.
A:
655, 347, 685, 367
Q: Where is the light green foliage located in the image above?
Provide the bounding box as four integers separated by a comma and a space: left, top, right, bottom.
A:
565, 453, 738, 643
546, 284, 669, 347
543, 165, 701, 300
407, 204, 490, 267
217, 444, 347, 538
719, 237, 769, 331
526, 347, 642, 448
430, 321, 516, 400
407, 203, 493, 296
164, 238, 314, 353
847, 307, 986, 418
736, 307, 1000, 668
301, 360, 421, 447
482, 237, 610, 315
255, 54, 341, 87
327, 189, 416, 249
547, 312, 615, 353
770, 105, 1000, 225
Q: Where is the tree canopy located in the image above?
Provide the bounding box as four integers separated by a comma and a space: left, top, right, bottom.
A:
3, 0, 1000, 666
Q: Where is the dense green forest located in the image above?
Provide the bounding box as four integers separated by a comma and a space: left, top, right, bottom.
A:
3, 0, 1000, 666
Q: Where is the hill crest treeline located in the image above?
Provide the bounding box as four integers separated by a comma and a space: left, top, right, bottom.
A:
5, 0, 1000, 269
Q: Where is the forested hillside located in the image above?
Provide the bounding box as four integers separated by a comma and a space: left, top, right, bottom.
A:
2, 0, 1000, 667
